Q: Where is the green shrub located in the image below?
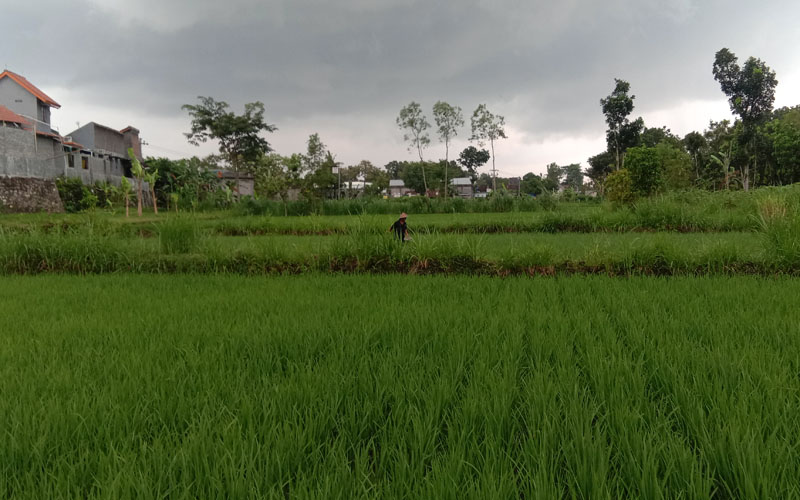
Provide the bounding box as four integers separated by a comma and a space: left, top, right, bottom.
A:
55, 177, 87, 213
605, 169, 635, 205
626, 146, 663, 196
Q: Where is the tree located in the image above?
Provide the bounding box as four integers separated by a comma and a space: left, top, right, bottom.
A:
601, 79, 639, 170
543, 163, 562, 192
625, 146, 662, 196
764, 107, 800, 185
586, 150, 615, 185
458, 146, 490, 185
396, 102, 431, 194
128, 148, 145, 216
303, 133, 327, 175
561, 164, 584, 191
432, 101, 464, 198
683, 131, 707, 179
360, 161, 390, 196
470, 104, 507, 192
521, 172, 545, 195
641, 126, 682, 149
182, 96, 276, 199
712, 48, 778, 190
655, 143, 692, 190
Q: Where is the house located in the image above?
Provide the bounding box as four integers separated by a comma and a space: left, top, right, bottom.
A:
66, 122, 143, 182
340, 180, 372, 198
0, 70, 149, 211
0, 70, 142, 186
0, 71, 67, 180
0, 70, 60, 133
214, 169, 255, 197
450, 177, 473, 198
388, 179, 412, 198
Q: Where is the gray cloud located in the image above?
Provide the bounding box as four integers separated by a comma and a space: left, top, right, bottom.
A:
3, 0, 799, 171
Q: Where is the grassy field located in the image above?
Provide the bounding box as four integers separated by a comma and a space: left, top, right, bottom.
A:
2, 274, 799, 498
3, 187, 800, 497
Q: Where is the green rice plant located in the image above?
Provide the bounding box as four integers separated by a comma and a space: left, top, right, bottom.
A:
1, 275, 800, 497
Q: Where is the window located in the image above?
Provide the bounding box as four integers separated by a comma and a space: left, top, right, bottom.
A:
67, 153, 75, 168
81, 156, 88, 170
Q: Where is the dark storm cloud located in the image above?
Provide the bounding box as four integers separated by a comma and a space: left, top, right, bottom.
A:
4, 0, 799, 150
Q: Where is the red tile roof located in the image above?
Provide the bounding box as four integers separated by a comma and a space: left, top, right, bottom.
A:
0, 104, 30, 125
0, 70, 61, 109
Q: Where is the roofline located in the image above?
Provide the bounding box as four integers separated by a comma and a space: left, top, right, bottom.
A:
0, 70, 61, 109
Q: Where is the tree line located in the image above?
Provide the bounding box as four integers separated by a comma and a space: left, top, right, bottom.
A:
588, 48, 799, 202
133, 45, 798, 211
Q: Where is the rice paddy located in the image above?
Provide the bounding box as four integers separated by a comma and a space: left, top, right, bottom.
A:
1, 274, 799, 498
3, 189, 800, 497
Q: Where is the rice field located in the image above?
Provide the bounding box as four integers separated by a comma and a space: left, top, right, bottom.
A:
1, 274, 799, 498
3, 187, 800, 497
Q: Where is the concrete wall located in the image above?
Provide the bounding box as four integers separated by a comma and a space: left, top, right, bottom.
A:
68, 123, 95, 149
0, 177, 63, 213
94, 125, 126, 155
1, 127, 132, 185
122, 128, 141, 159
0, 126, 64, 178
0, 78, 38, 126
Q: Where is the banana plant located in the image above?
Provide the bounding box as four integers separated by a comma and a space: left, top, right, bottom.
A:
709, 150, 733, 190
128, 148, 145, 216
120, 177, 132, 218
145, 168, 159, 215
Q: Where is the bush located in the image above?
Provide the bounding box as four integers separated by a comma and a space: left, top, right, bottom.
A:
56, 177, 87, 213
626, 146, 663, 196
605, 169, 635, 205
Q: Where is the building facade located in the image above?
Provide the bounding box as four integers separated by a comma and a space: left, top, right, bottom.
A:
0, 70, 141, 187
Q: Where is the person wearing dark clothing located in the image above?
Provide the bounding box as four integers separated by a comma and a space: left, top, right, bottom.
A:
389, 213, 409, 242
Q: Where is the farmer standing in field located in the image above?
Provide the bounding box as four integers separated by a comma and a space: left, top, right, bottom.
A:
389, 213, 410, 242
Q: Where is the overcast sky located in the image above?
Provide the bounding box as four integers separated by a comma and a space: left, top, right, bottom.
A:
3, 0, 799, 176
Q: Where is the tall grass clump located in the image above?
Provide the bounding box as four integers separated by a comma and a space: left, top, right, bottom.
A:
758, 194, 800, 269
157, 217, 200, 254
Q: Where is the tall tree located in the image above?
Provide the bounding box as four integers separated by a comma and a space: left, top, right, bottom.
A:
396, 102, 431, 195
470, 104, 507, 192
543, 163, 562, 192
683, 131, 707, 180
561, 164, 584, 191
182, 96, 276, 199
432, 101, 464, 198
304, 133, 327, 174
601, 79, 639, 170
458, 146, 490, 185
712, 48, 778, 190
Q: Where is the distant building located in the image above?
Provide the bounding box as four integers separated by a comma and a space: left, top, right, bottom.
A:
388, 179, 412, 198
450, 177, 473, 198
340, 180, 372, 198
66, 122, 144, 181
214, 169, 255, 197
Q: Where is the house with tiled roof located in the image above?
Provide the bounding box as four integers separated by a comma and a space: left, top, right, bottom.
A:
0, 70, 146, 211
0, 70, 60, 133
